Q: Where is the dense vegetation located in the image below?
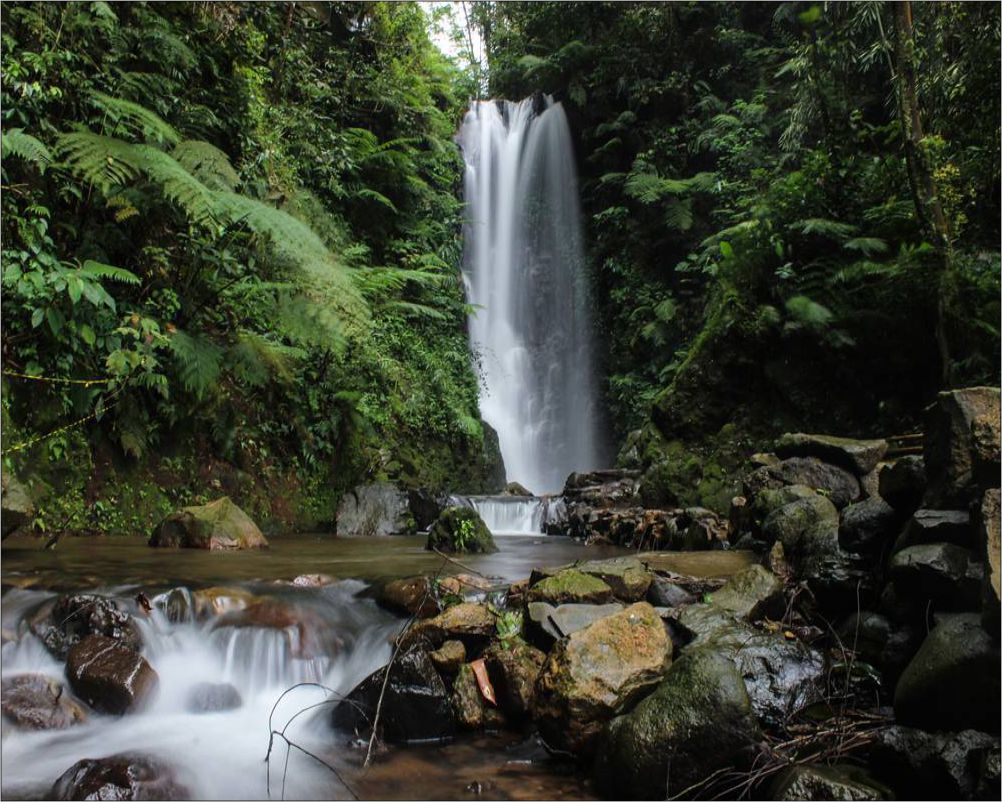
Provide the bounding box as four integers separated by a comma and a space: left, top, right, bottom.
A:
1, 1, 999, 532
472, 0, 1000, 509
1, 2, 499, 534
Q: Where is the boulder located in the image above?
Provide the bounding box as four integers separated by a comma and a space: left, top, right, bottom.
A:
707, 564, 784, 621
894, 613, 1000, 733
377, 576, 439, 619
533, 602, 671, 755
674, 607, 825, 730
335, 483, 414, 537
407, 488, 444, 531
770, 764, 891, 801
485, 639, 546, 720
65, 635, 159, 714
595, 649, 761, 799
185, 682, 242, 713
451, 662, 505, 731
837, 610, 922, 686
526, 569, 614, 605
50, 753, 189, 801
762, 494, 840, 551
428, 640, 466, 673
426, 506, 496, 554
150, 497, 268, 549
750, 484, 819, 527
1, 472, 34, 537
889, 543, 983, 610
747, 458, 861, 509
524, 602, 624, 650
1, 674, 87, 729
839, 496, 900, 552
775, 433, 888, 476
32, 593, 141, 661
402, 602, 496, 651
879, 456, 927, 515
924, 387, 1001, 507
566, 557, 653, 602
645, 575, 696, 608
894, 509, 972, 551
869, 725, 999, 800
331, 645, 453, 742
978, 489, 1001, 621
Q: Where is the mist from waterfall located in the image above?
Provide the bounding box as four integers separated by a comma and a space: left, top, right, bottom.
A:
458, 97, 605, 495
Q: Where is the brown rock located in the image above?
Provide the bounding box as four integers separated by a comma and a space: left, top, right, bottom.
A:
403, 602, 496, 650
924, 387, 1001, 507
485, 640, 546, 719
50, 753, 189, 800
378, 576, 440, 618
65, 635, 159, 714
2, 674, 87, 729
428, 640, 466, 673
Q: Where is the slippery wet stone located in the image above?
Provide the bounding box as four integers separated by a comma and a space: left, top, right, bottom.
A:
707, 564, 784, 621
50, 752, 190, 800
32, 593, 141, 661
65, 635, 159, 715
839, 496, 900, 552
888, 543, 984, 610
533, 602, 671, 756
402, 602, 496, 651
895, 509, 972, 551
377, 576, 440, 619
1, 674, 87, 730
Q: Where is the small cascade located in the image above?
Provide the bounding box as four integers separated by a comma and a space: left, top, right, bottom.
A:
449, 494, 567, 535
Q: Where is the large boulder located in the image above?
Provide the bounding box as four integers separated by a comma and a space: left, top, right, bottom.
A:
407, 488, 444, 531
894, 613, 1000, 733
595, 649, 761, 799
839, 496, 900, 553
331, 645, 453, 742
770, 764, 891, 801
1, 472, 34, 537
1, 674, 87, 729
762, 494, 840, 551
746, 457, 861, 510
150, 497, 268, 549
426, 506, 496, 554
775, 433, 888, 476
524, 602, 624, 650
569, 557, 653, 602
533, 602, 671, 755
32, 594, 141, 661
924, 387, 1001, 508
65, 635, 159, 714
888, 543, 983, 610
879, 456, 927, 515
527, 569, 614, 605
869, 725, 999, 800
50, 753, 189, 800
335, 483, 414, 537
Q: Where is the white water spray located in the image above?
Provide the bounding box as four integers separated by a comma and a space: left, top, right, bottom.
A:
459, 97, 605, 494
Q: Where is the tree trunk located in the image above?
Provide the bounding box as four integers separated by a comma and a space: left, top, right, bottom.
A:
892, 0, 955, 386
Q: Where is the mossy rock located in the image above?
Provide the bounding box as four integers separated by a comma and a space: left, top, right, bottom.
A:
149, 497, 268, 550
527, 569, 614, 605
426, 506, 496, 554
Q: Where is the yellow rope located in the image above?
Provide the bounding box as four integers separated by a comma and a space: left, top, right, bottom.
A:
2, 370, 111, 387
1, 400, 120, 456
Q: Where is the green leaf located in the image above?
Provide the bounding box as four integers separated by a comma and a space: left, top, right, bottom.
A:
80, 260, 141, 284
31, 308, 44, 328
67, 276, 83, 305
79, 324, 96, 347
719, 241, 734, 258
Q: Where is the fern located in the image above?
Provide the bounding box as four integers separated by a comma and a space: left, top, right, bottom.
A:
80, 260, 141, 284
790, 217, 857, 241
842, 237, 889, 256
229, 331, 304, 386
785, 295, 834, 327
168, 330, 223, 398
172, 140, 239, 191
1, 129, 53, 172
90, 92, 180, 145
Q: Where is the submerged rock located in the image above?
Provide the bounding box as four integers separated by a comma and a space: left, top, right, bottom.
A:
595, 649, 761, 799
336, 483, 415, 537
332, 645, 453, 742
426, 506, 496, 554
150, 497, 268, 549
32, 593, 141, 661
1, 674, 87, 730
533, 602, 671, 755
894, 613, 1001, 733
65, 635, 159, 715
775, 433, 888, 476
185, 682, 242, 713
50, 752, 189, 800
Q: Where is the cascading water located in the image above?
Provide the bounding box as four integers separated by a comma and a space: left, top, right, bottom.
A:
459, 97, 605, 495
449, 494, 567, 536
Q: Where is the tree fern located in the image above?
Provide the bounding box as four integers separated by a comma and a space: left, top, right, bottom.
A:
229, 331, 304, 387
80, 260, 141, 284
90, 92, 180, 145
784, 295, 834, 327
172, 140, 239, 191
790, 217, 857, 241
168, 329, 223, 398
1, 129, 53, 173
842, 236, 889, 256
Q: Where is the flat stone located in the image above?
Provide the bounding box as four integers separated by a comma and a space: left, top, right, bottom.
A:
524, 602, 624, 649
775, 433, 888, 476
526, 569, 614, 605
895, 509, 972, 551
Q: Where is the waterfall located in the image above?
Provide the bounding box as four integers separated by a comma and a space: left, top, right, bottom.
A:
458, 97, 605, 495
448, 494, 567, 535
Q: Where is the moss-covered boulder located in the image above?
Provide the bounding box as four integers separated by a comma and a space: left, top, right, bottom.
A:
708, 564, 784, 621
595, 649, 761, 799
770, 764, 892, 801
1, 472, 34, 537
527, 569, 614, 605
762, 493, 839, 551
426, 506, 496, 554
150, 497, 268, 550
533, 602, 671, 755
402, 602, 496, 651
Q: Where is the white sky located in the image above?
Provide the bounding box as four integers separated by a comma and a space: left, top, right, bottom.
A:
422, 1, 485, 68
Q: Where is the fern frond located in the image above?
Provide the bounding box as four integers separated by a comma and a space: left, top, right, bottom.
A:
354, 187, 398, 212
230, 330, 304, 386
172, 140, 239, 191
56, 131, 141, 190
785, 295, 834, 327
664, 198, 694, 231
90, 92, 180, 145
275, 293, 348, 353
168, 329, 223, 398
842, 237, 889, 256
80, 260, 141, 284
384, 300, 449, 320
790, 217, 857, 241
1, 129, 53, 172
